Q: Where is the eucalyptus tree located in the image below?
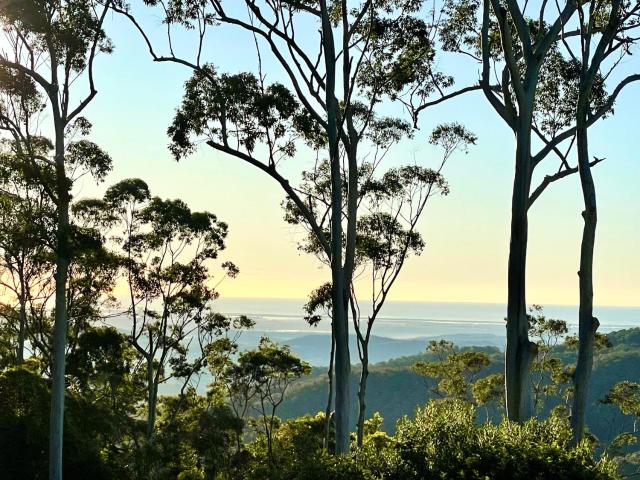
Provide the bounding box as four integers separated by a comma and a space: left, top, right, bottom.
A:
80, 178, 240, 440
422, 0, 582, 423
0, 141, 55, 365
0, 140, 120, 373
413, 340, 490, 401
291, 121, 475, 444
218, 337, 311, 466
409, 0, 637, 422
116, 0, 437, 453
0, 1, 115, 476
558, 0, 640, 444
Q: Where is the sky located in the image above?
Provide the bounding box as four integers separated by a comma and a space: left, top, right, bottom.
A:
70, 6, 640, 308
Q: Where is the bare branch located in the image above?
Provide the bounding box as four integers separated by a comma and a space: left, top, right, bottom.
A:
206, 140, 331, 257
528, 157, 604, 209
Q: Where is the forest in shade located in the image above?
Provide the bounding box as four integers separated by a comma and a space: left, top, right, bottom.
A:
0, 0, 639, 479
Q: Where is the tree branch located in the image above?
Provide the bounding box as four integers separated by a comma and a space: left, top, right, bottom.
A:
528, 157, 604, 210
66, 0, 112, 123
206, 140, 331, 257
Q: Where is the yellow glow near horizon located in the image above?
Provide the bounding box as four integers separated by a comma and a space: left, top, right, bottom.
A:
6, 13, 634, 311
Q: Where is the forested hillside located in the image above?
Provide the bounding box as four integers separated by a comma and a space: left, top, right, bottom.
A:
281, 329, 640, 444
1, 0, 639, 478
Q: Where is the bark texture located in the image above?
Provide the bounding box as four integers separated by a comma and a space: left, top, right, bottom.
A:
49, 119, 70, 480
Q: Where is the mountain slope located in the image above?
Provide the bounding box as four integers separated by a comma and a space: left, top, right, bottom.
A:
279, 328, 640, 443
239, 332, 505, 366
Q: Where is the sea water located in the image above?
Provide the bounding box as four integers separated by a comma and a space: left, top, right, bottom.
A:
106, 298, 639, 393
214, 298, 640, 340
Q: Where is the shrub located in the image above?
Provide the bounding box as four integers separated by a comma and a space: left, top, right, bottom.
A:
0, 367, 115, 480
374, 399, 620, 480
242, 402, 620, 480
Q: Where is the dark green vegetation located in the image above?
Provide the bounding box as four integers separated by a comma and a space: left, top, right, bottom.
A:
1, 301, 640, 478
282, 328, 640, 444
1, 0, 640, 479
0, 343, 630, 480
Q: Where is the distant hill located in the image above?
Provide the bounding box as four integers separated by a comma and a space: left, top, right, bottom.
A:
279, 328, 640, 445
238, 331, 505, 365
162, 331, 501, 395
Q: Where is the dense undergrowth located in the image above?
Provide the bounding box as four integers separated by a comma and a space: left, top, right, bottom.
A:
0, 366, 621, 480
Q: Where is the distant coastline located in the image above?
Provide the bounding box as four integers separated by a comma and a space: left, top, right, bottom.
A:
213, 297, 640, 339
107, 297, 639, 387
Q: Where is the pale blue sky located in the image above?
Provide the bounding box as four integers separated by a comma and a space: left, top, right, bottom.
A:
74, 7, 639, 307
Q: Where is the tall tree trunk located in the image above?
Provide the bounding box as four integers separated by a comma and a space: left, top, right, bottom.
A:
49, 118, 69, 480
324, 329, 335, 451
571, 93, 599, 445
147, 361, 158, 438
356, 345, 369, 446
505, 99, 537, 422
17, 285, 26, 364
332, 293, 350, 454
265, 417, 274, 467
568, 0, 624, 442
320, 0, 351, 454
340, 0, 360, 447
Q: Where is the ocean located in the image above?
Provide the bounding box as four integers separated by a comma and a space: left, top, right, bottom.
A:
107, 298, 640, 392
214, 297, 640, 340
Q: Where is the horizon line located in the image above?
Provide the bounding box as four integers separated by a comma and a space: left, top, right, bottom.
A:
218, 296, 640, 309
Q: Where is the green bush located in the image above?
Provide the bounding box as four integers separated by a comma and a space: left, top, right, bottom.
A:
361, 400, 620, 480
0, 370, 621, 480
0, 367, 115, 480
242, 402, 620, 480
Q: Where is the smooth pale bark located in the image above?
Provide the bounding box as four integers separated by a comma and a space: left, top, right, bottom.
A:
49, 116, 70, 480
571, 71, 600, 447
569, 0, 626, 444
17, 280, 26, 364
504, 91, 537, 422
480, 0, 539, 421
571, 142, 598, 442
356, 346, 369, 446
480, 0, 580, 422
340, 3, 360, 447
323, 330, 335, 450
320, 0, 351, 454
331, 296, 350, 454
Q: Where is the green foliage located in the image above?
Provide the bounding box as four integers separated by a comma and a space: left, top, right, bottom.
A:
412, 340, 492, 402
65, 139, 113, 182
603, 381, 640, 418
284, 122, 474, 264
238, 402, 620, 480
241, 412, 371, 480
355, 1, 449, 102
0, 367, 118, 480
169, 65, 318, 159
472, 372, 505, 407
283, 327, 640, 453
211, 336, 312, 465
66, 326, 144, 412
0, 1, 112, 82
147, 390, 244, 480
303, 282, 333, 326
527, 305, 575, 411
381, 400, 620, 480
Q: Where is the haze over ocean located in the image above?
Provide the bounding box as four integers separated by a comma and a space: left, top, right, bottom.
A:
108, 298, 640, 343
139, 298, 639, 393
212, 298, 640, 340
